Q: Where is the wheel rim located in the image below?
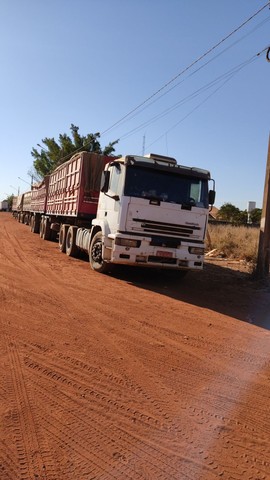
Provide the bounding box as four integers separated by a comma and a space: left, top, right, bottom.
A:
91, 240, 102, 264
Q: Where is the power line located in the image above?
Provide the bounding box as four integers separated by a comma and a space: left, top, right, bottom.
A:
145, 47, 268, 150
100, 2, 270, 137
39, 2, 270, 166
118, 16, 270, 129
119, 49, 264, 143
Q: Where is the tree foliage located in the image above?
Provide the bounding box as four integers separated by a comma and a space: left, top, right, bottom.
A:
250, 208, 262, 224
5, 194, 14, 210
31, 124, 118, 179
217, 202, 261, 225
217, 203, 241, 222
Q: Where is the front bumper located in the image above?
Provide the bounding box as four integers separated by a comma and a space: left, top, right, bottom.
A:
107, 233, 204, 270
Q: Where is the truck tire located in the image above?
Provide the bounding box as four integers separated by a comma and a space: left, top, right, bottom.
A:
39, 218, 44, 238
59, 224, 69, 253
31, 215, 40, 234
66, 226, 78, 257
89, 231, 110, 273
40, 217, 51, 240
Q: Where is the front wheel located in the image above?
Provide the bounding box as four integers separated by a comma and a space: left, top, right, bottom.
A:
89, 232, 111, 273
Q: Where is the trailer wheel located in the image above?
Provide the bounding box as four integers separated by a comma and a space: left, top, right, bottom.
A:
89, 231, 110, 273
59, 224, 69, 253
40, 217, 51, 240
31, 215, 40, 234
44, 218, 51, 240
66, 226, 78, 257
39, 218, 44, 237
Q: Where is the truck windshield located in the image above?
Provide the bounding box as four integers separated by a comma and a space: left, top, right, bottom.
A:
124, 166, 209, 208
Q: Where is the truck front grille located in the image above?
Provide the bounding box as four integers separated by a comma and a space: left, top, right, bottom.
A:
132, 218, 200, 238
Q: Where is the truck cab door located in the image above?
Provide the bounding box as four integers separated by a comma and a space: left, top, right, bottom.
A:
98, 164, 121, 233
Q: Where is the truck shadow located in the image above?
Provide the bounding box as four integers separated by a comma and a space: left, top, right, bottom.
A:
112, 263, 270, 330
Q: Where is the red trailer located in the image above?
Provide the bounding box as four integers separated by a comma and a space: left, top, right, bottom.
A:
45, 152, 111, 218
28, 177, 49, 232
31, 177, 49, 213
36, 152, 113, 244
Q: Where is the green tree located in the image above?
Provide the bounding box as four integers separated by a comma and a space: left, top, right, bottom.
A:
5, 194, 14, 211
234, 209, 248, 225
217, 203, 241, 223
31, 124, 118, 179
250, 208, 262, 224
217, 203, 262, 225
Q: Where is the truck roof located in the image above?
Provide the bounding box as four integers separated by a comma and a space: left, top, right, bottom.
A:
111, 154, 211, 179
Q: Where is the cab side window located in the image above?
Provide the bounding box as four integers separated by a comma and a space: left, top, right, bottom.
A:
109, 165, 121, 195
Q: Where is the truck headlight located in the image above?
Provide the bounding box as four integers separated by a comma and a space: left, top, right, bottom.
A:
115, 238, 141, 248
188, 246, 204, 255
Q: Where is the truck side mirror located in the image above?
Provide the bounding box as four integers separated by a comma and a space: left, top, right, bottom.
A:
100, 171, 110, 193
209, 190, 215, 205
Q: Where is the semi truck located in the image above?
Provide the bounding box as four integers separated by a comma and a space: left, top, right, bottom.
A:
12, 151, 215, 274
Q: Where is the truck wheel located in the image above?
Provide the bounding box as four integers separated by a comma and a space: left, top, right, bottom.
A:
89, 231, 110, 273
66, 226, 78, 257
59, 224, 69, 253
31, 215, 40, 234
40, 217, 51, 240
44, 218, 51, 240
39, 218, 44, 238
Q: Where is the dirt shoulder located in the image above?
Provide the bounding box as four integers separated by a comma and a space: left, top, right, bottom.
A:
0, 212, 269, 479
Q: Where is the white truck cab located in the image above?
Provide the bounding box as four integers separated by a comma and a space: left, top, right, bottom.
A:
77, 153, 215, 273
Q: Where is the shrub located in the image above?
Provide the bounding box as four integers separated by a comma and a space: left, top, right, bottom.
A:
206, 224, 259, 265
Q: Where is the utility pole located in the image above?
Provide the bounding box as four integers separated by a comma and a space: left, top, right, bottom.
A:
255, 134, 270, 278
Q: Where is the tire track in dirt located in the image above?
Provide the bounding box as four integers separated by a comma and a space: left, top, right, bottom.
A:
0, 224, 28, 271
4, 301, 226, 478
2, 334, 58, 480
24, 351, 168, 432
1, 214, 270, 479
26, 373, 180, 479
22, 344, 222, 479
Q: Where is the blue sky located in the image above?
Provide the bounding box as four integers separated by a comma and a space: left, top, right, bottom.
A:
0, 0, 269, 210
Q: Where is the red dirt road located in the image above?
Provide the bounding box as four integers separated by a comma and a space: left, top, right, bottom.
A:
0, 212, 270, 480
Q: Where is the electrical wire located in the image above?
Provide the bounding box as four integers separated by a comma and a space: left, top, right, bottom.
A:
110, 16, 270, 131
145, 46, 269, 150
43, 2, 269, 164
118, 50, 264, 142
100, 1, 270, 137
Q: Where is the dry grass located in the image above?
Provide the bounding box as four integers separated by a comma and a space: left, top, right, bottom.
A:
206, 224, 259, 265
